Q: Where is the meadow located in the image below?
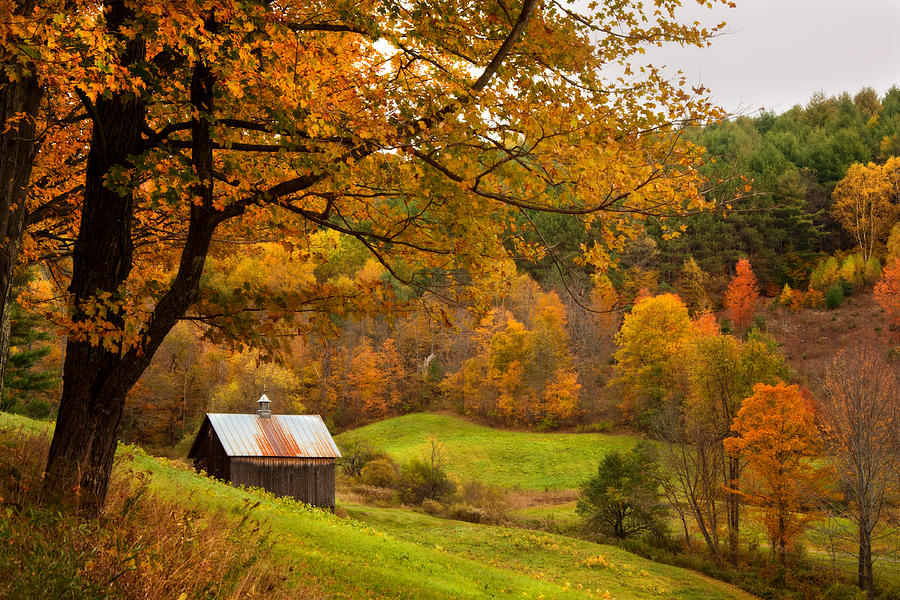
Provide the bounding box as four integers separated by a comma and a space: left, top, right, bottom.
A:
335, 413, 641, 490
338, 412, 900, 595
0, 412, 752, 600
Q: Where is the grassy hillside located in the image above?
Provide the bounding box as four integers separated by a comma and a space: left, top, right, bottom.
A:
0, 412, 754, 600
336, 413, 642, 490
344, 504, 756, 600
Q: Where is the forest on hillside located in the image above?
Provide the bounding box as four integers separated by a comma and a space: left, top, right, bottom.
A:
6, 85, 899, 445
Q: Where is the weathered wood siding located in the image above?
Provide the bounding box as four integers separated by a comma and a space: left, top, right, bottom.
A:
190, 421, 230, 481
230, 457, 336, 509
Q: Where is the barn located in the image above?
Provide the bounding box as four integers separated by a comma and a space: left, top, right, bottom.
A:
187, 395, 341, 509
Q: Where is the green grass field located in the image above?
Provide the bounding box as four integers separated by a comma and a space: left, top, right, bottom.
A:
342, 504, 756, 600
336, 413, 642, 490
0, 412, 754, 600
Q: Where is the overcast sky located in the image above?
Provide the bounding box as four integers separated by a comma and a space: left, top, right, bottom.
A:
638, 0, 900, 115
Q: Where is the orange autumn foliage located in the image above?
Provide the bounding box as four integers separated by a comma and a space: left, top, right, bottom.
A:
874, 256, 900, 340
724, 259, 760, 334
348, 339, 389, 420
725, 383, 822, 564
443, 287, 582, 428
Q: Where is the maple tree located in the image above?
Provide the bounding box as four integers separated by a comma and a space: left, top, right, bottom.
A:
831, 158, 900, 261
0, 1, 88, 399
874, 256, 900, 340
19, 0, 729, 513
816, 348, 900, 598
723, 258, 759, 335
612, 293, 696, 426
684, 328, 787, 559
724, 383, 821, 565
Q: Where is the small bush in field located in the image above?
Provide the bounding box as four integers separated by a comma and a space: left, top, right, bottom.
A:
420, 498, 443, 515
460, 480, 509, 523
398, 458, 455, 505
349, 484, 397, 505
801, 290, 825, 308
359, 457, 399, 488
825, 284, 844, 309
447, 503, 487, 523
337, 440, 385, 478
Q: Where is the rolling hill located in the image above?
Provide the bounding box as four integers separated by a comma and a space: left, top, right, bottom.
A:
0, 412, 754, 600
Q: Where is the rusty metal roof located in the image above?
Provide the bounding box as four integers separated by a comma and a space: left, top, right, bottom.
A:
204, 414, 341, 458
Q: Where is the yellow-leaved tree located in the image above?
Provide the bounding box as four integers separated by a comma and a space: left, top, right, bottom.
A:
613, 293, 697, 427
26, 0, 731, 513
832, 158, 900, 261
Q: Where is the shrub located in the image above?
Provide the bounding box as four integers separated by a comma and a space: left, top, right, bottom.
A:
864, 257, 882, 285
797, 289, 824, 309
349, 484, 396, 506
337, 440, 384, 478
359, 457, 399, 488
398, 459, 455, 505
459, 480, 509, 523
809, 256, 841, 292
825, 284, 844, 309
753, 314, 767, 330
447, 503, 487, 523
823, 583, 865, 600
420, 498, 443, 515
779, 284, 796, 307
576, 442, 667, 540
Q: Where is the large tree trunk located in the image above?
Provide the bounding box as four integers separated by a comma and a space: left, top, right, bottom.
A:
42, 12, 145, 510
0, 72, 43, 399
43, 2, 221, 515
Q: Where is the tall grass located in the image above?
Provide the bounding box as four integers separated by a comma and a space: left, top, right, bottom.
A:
0, 425, 312, 600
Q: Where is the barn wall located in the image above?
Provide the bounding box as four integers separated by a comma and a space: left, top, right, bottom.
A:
230, 457, 335, 508
190, 423, 230, 481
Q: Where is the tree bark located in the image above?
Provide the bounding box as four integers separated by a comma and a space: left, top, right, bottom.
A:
859, 521, 874, 598
42, 1, 145, 512
726, 454, 740, 560
42, 2, 224, 515
0, 71, 43, 399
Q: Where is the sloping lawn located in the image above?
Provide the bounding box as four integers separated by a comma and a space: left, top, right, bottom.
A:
1, 411, 754, 600
336, 413, 641, 490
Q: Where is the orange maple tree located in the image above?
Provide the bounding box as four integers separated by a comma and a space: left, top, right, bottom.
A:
724, 383, 821, 564
874, 256, 900, 340
724, 259, 760, 335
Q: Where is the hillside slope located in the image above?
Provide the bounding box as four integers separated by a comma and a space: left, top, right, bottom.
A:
336, 413, 641, 490
763, 289, 894, 383
0, 412, 753, 600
